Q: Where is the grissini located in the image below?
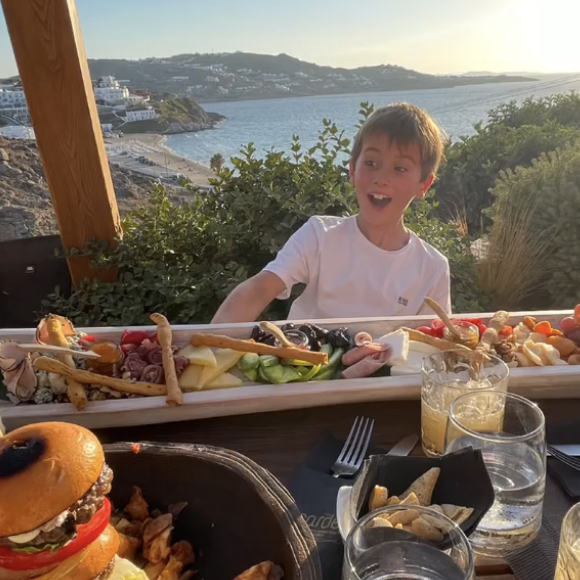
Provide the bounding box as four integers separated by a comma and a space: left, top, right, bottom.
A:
33, 357, 167, 397
151, 312, 182, 406
46, 314, 88, 411
423, 297, 461, 340
401, 328, 472, 352
190, 334, 329, 365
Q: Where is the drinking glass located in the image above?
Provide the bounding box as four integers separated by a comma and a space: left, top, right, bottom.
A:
421, 350, 509, 457
445, 392, 546, 556
555, 502, 580, 580
343, 505, 474, 580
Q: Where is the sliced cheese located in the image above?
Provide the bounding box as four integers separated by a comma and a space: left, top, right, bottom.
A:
389, 341, 440, 375
377, 329, 410, 366
206, 372, 243, 390
407, 341, 440, 355
176, 344, 217, 367
178, 363, 204, 391
198, 349, 245, 389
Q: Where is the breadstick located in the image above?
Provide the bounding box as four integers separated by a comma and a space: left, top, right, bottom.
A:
150, 313, 182, 406
190, 334, 329, 365
34, 357, 167, 396
401, 328, 472, 352
475, 311, 510, 355
46, 315, 88, 411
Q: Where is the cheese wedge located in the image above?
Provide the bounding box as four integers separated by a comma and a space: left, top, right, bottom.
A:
390, 340, 440, 375
176, 344, 217, 367
377, 329, 410, 366
178, 363, 204, 391
206, 372, 243, 390
198, 349, 244, 389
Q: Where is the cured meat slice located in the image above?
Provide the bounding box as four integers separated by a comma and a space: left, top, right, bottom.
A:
342, 343, 388, 367
341, 348, 392, 379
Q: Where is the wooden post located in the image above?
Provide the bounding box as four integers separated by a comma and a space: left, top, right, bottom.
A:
1, 0, 121, 285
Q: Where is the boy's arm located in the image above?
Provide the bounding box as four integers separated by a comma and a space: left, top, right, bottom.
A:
211, 271, 287, 324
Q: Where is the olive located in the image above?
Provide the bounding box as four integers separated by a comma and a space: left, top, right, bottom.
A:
282, 323, 296, 332
310, 324, 329, 340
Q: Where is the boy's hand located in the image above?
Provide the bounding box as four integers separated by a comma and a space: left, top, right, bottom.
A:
211, 271, 287, 324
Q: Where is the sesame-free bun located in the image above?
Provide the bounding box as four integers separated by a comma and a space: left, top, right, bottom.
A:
0, 422, 104, 537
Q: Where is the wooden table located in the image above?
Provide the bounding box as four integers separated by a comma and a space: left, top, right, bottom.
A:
96, 398, 580, 580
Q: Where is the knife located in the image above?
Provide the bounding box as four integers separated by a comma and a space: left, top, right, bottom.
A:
548, 444, 580, 457
387, 433, 419, 457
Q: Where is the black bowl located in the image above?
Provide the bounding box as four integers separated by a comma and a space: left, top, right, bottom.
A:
104, 442, 322, 580
350, 447, 495, 539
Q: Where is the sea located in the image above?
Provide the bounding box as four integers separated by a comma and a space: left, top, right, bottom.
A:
166, 73, 580, 167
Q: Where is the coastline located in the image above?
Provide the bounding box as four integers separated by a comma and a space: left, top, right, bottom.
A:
105, 133, 213, 187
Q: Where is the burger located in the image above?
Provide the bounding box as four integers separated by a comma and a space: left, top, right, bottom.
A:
0, 422, 113, 579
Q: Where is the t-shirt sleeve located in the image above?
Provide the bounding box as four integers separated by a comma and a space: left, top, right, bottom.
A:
417, 259, 451, 315
262, 218, 318, 300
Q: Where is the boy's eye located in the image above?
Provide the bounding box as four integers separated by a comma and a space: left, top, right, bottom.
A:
395, 166, 408, 173
365, 160, 377, 168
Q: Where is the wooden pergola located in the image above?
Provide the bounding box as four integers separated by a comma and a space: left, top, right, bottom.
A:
1, 0, 120, 286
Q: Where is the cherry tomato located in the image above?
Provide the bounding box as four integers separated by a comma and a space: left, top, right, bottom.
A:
416, 326, 435, 336
477, 324, 488, 336
120, 330, 149, 345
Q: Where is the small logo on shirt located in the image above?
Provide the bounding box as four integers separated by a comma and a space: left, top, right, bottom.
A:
398, 296, 409, 307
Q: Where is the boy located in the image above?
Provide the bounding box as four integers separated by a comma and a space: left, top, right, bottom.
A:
212, 103, 450, 323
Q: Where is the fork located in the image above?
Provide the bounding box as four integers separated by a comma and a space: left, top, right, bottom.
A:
331, 416, 375, 478
548, 444, 580, 472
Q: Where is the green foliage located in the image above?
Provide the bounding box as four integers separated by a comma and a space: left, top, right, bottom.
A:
210, 153, 224, 171
488, 142, 580, 308
435, 121, 580, 234
487, 92, 580, 129
45, 109, 484, 325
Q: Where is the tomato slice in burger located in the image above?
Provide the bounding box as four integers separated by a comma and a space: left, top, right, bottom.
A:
0, 498, 111, 571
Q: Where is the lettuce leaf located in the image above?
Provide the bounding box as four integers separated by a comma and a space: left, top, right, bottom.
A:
12, 543, 62, 554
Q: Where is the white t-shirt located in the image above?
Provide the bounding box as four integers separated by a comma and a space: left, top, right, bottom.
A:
263, 215, 451, 320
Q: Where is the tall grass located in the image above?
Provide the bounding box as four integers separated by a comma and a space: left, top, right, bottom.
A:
476, 194, 556, 310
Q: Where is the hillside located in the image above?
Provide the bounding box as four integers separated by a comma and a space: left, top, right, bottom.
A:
88, 52, 537, 102
0, 137, 186, 242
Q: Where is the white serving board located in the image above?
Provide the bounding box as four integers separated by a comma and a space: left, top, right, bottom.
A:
0, 310, 578, 430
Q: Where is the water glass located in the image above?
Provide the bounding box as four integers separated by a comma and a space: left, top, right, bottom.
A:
343, 505, 474, 580
555, 502, 580, 580
421, 350, 509, 457
445, 392, 546, 556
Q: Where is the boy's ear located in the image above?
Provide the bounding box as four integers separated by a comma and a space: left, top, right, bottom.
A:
349, 160, 355, 185
417, 173, 435, 199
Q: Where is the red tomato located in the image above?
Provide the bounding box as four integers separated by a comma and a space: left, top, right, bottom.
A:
430, 320, 446, 338
120, 330, 149, 345
477, 324, 488, 336
121, 342, 138, 355
416, 326, 435, 336
0, 499, 111, 571
78, 335, 98, 348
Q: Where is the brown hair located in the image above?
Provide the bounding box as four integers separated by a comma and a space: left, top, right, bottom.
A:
351, 103, 445, 180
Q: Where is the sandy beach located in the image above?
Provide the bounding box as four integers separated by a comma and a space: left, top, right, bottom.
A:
105, 133, 213, 187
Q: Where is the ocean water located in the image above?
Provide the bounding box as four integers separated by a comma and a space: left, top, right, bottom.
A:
166, 74, 580, 167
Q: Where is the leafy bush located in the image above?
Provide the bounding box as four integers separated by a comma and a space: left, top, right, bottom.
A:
45, 111, 485, 325
485, 142, 580, 309
487, 92, 580, 129
434, 121, 580, 234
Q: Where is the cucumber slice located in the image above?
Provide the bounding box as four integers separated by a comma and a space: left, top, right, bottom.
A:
261, 364, 301, 384
238, 353, 260, 371
314, 367, 336, 381
328, 347, 344, 368
259, 355, 280, 368
320, 343, 333, 356
243, 368, 259, 382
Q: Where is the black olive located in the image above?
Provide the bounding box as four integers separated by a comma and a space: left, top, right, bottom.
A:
310, 339, 322, 352
263, 335, 277, 346
282, 323, 296, 332
310, 324, 329, 340
250, 326, 263, 341
299, 324, 316, 341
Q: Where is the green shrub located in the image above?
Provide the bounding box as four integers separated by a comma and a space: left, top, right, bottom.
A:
486, 142, 580, 309
44, 112, 485, 325
435, 121, 580, 234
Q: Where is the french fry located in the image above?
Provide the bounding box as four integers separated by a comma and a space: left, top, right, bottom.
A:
190, 333, 328, 365
33, 357, 167, 396
46, 315, 88, 410
151, 313, 182, 407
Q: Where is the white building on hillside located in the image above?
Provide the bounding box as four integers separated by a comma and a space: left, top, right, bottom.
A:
93, 76, 129, 104
125, 107, 158, 122
0, 86, 27, 109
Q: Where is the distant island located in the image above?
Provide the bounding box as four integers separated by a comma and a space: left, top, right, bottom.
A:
87, 52, 538, 103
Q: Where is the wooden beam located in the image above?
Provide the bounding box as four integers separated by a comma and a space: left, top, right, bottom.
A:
0, 0, 121, 285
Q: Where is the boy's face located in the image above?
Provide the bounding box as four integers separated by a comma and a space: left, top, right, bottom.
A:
350, 133, 434, 227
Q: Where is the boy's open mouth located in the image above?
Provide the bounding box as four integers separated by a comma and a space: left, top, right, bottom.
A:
368, 193, 392, 209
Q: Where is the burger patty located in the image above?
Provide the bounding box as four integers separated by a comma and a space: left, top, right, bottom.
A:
0, 463, 113, 550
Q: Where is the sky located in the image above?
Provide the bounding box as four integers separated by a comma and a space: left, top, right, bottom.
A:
0, 0, 579, 78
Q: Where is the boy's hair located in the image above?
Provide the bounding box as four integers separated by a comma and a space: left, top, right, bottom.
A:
351, 103, 445, 180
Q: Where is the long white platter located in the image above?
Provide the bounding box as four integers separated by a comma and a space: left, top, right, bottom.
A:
0, 310, 578, 430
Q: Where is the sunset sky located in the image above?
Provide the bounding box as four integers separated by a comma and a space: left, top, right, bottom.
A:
0, 0, 578, 77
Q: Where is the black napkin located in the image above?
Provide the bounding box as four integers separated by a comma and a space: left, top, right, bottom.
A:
288, 433, 385, 580
547, 420, 580, 499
